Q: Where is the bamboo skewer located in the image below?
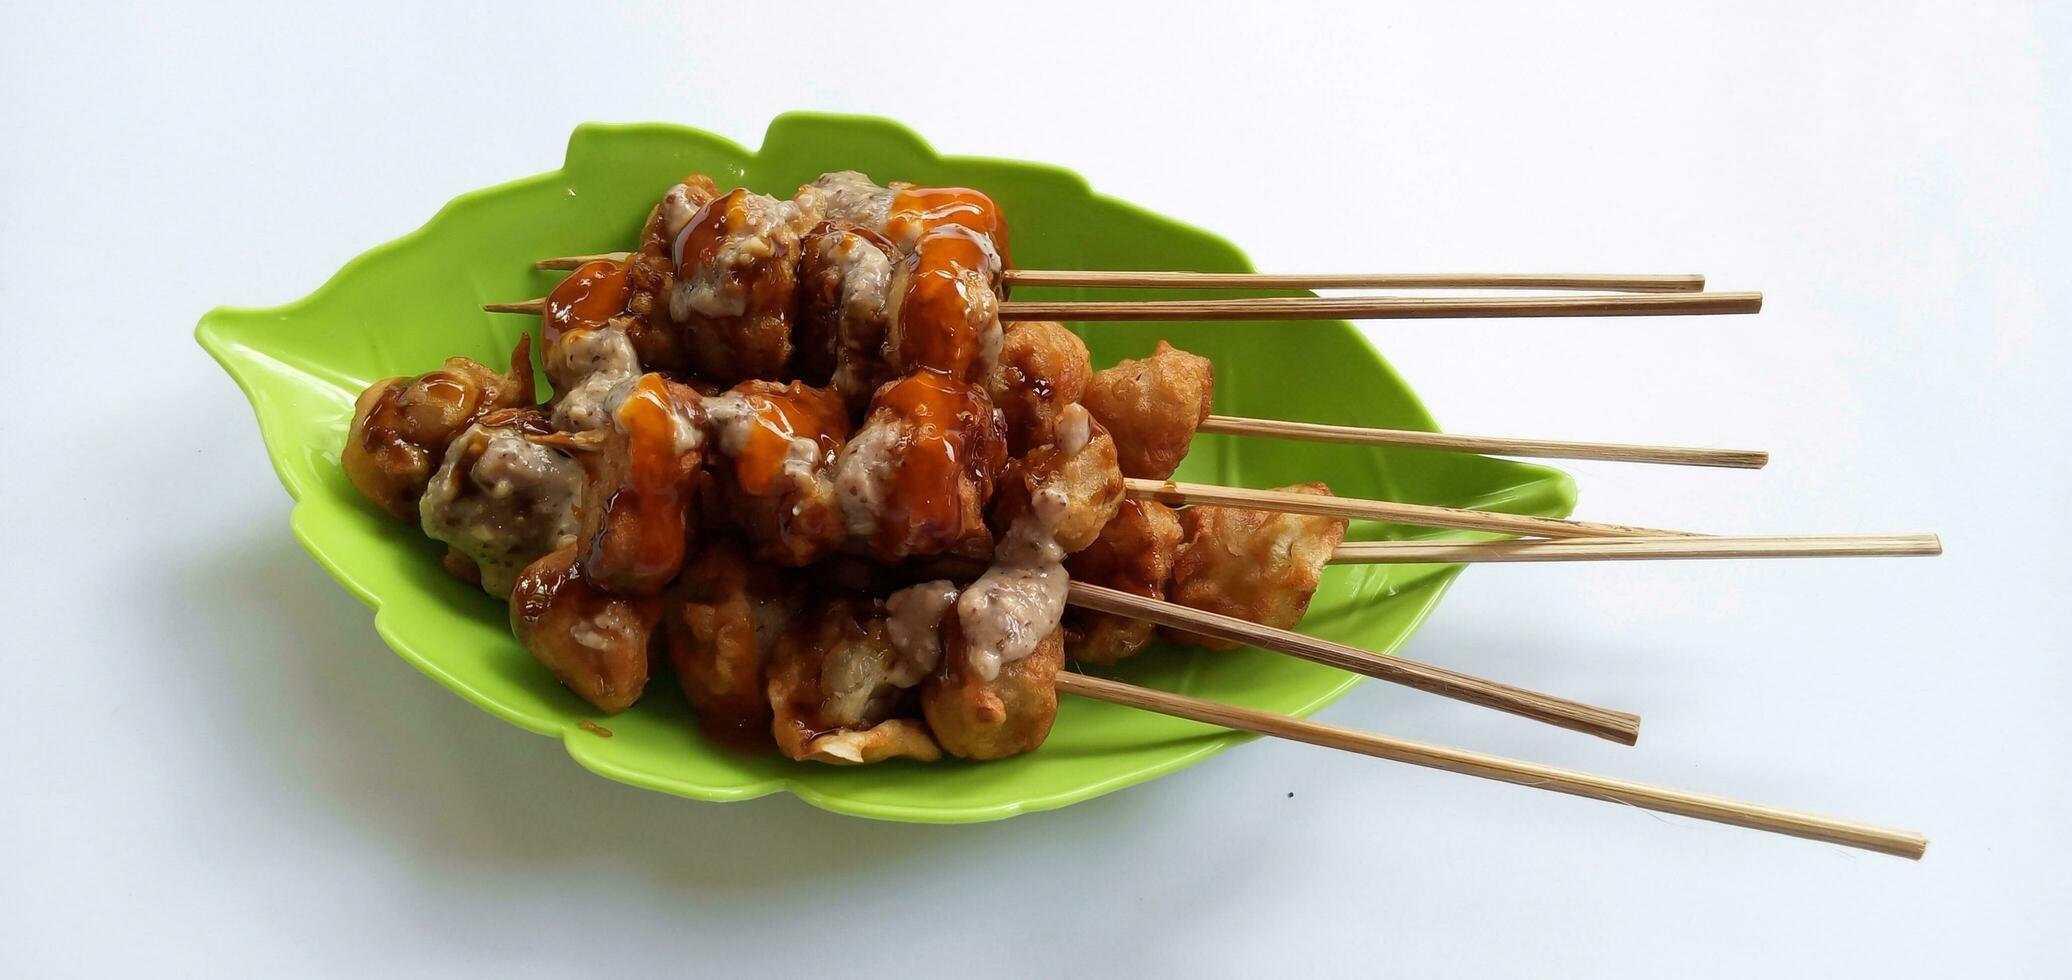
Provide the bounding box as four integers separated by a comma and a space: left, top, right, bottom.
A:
1125, 479, 1700, 540
1002, 291, 1762, 321
1328, 534, 1943, 564
534, 255, 1705, 293
1198, 415, 1768, 469
1006, 270, 1707, 292
1067, 583, 1640, 744
1056, 672, 1925, 859
494, 292, 1760, 321
537, 253, 629, 270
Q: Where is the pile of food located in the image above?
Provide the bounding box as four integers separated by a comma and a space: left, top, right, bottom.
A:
342, 172, 1346, 764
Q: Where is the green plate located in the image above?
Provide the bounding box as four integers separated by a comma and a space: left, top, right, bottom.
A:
196, 113, 1576, 822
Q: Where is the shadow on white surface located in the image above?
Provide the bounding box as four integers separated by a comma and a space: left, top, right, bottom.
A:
165, 521, 1178, 899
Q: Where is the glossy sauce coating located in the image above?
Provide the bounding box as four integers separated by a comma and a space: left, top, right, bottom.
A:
838, 372, 1007, 561
543, 259, 631, 347
894, 226, 1000, 381
888, 185, 1012, 262
509, 546, 662, 714
722, 382, 850, 495
579, 374, 705, 596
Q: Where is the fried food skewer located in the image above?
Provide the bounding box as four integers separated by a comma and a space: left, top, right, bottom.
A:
1197, 415, 1768, 469
1055, 672, 1925, 859
1068, 583, 1639, 744
1125, 479, 1700, 539
1328, 534, 1943, 564
535, 254, 1704, 293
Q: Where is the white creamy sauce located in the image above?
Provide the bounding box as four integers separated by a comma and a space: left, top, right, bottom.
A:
826, 234, 897, 402
420, 422, 583, 597
800, 171, 894, 233
951, 486, 1071, 680
1055, 403, 1091, 455
955, 561, 1067, 682
550, 327, 639, 432
604, 377, 705, 455
884, 581, 959, 688
658, 183, 700, 241
567, 604, 638, 650
835, 235, 894, 325
832, 418, 903, 539
702, 392, 820, 486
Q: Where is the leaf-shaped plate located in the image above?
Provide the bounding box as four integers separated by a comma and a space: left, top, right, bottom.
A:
196, 113, 1576, 822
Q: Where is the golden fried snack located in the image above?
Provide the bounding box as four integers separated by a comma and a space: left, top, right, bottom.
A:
1082, 340, 1214, 480
922, 615, 1063, 761
672, 188, 805, 383
766, 598, 941, 765
1164, 483, 1349, 650
793, 219, 899, 400
419, 408, 582, 598
622, 174, 722, 372
663, 539, 799, 753
988, 406, 1125, 558
988, 320, 1091, 456
705, 380, 851, 567
509, 546, 662, 714
1063, 499, 1185, 665
886, 225, 1003, 384
342, 335, 535, 520
832, 372, 1008, 562
556, 374, 706, 596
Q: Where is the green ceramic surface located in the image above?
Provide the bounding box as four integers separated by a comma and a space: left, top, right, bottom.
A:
196, 113, 1576, 822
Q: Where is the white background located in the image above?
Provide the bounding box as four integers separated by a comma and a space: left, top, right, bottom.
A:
4, 2, 2067, 975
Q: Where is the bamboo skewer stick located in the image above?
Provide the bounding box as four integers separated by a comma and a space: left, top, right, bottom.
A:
494, 292, 1760, 323
1066, 583, 1640, 744
1199, 415, 1768, 469
1056, 672, 1925, 859
537, 253, 629, 270
534, 255, 1705, 293
1007, 270, 1707, 292
1125, 479, 1700, 540
1003, 291, 1762, 321
1329, 534, 1942, 564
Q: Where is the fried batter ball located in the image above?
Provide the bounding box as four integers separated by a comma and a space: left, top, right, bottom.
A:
832, 372, 1008, 562
1082, 340, 1215, 480
886, 225, 1004, 384
671, 188, 805, 383
1164, 483, 1349, 650
704, 380, 851, 567
988, 320, 1091, 456
663, 539, 799, 753
419, 408, 582, 598
922, 615, 1063, 761
1063, 499, 1185, 665
988, 405, 1125, 558
793, 219, 899, 400
558, 374, 706, 597
623, 174, 722, 372
765, 598, 941, 765
509, 546, 662, 714
342, 335, 536, 520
